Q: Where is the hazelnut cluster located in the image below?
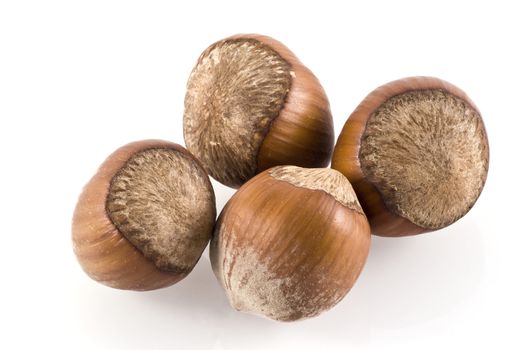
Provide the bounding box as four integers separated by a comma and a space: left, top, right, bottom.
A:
72, 34, 489, 321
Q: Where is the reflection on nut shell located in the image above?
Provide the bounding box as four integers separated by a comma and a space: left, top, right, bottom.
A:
332, 77, 489, 237
184, 34, 334, 188
210, 166, 370, 321
72, 140, 216, 291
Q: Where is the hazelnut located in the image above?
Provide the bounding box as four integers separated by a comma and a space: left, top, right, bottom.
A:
210, 165, 370, 321
183, 34, 334, 188
72, 140, 216, 291
332, 77, 489, 237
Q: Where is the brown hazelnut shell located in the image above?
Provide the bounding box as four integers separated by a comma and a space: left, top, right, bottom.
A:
72, 140, 214, 291
332, 77, 488, 237
184, 34, 334, 188
242, 35, 335, 174
210, 166, 370, 321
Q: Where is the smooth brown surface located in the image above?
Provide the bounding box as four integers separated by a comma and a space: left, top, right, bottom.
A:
72, 140, 214, 291
210, 167, 370, 321
247, 35, 335, 173
332, 77, 489, 237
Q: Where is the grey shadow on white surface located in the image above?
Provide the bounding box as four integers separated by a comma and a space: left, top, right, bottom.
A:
343, 218, 486, 329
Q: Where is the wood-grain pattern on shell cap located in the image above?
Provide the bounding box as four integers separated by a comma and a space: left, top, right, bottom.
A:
72, 140, 216, 291
332, 77, 489, 237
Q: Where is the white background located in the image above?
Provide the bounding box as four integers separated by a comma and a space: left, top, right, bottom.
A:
1, 1, 524, 349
